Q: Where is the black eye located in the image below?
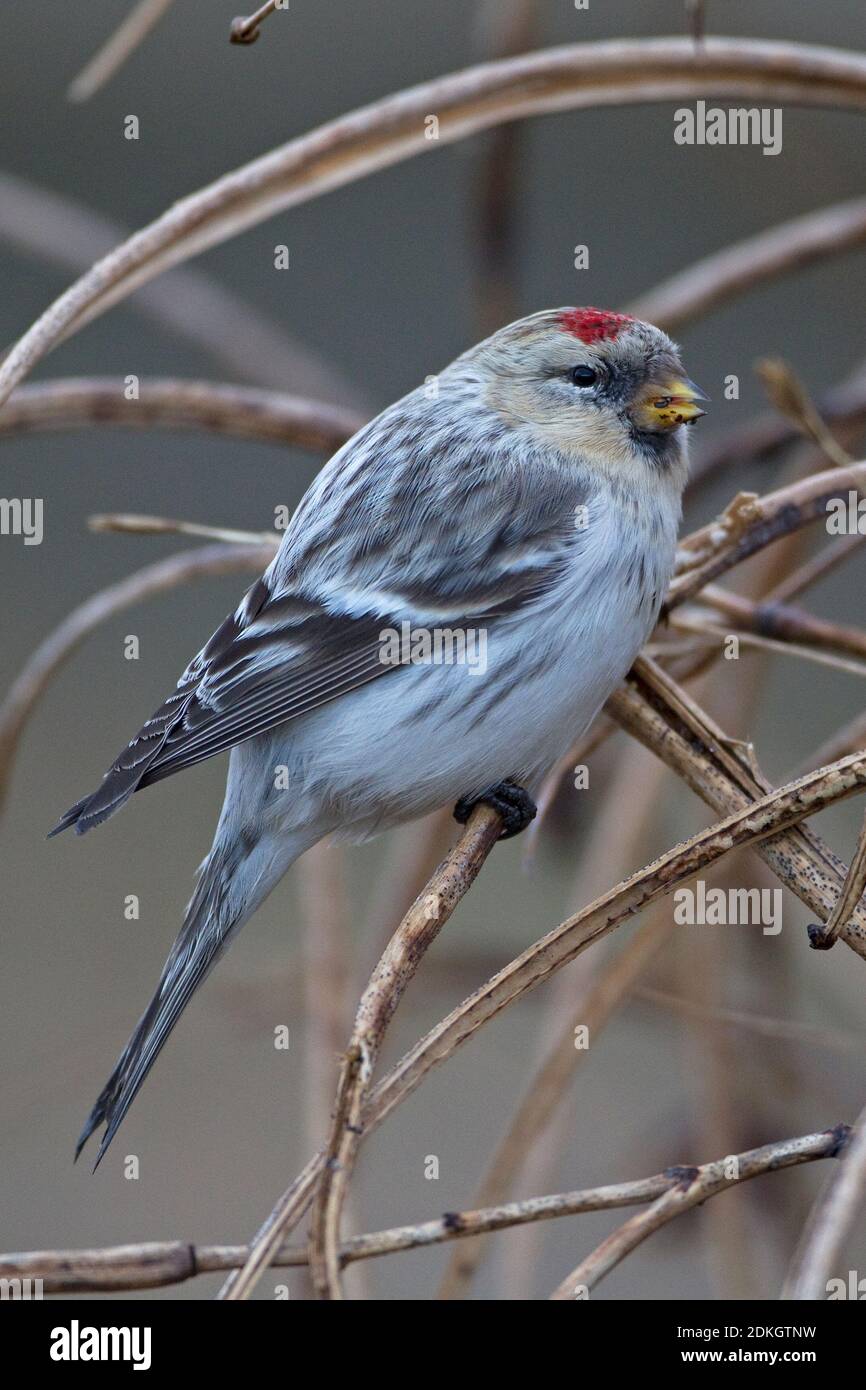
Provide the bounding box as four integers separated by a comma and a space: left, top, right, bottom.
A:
570, 365, 598, 387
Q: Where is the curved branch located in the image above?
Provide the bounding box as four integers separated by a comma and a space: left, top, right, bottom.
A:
1, 1128, 843, 1294
308, 804, 504, 1299
550, 1127, 848, 1299
630, 196, 866, 331
0, 544, 270, 816
0, 173, 363, 404
4, 37, 866, 407
0, 379, 362, 452
783, 1108, 866, 1299
223, 739, 866, 1298
668, 461, 866, 609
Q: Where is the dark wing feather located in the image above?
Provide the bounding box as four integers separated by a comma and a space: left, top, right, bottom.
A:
50, 578, 393, 836
52, 453, 586, 839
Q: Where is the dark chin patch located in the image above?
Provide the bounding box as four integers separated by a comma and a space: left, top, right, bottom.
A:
628, 423, 683, 470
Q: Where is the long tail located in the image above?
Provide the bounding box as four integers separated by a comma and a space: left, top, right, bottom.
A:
75, 843, 239, 1169
76, 827, 308, 1169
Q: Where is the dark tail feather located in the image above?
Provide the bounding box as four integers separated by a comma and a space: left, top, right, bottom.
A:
76, 846, 239, 1169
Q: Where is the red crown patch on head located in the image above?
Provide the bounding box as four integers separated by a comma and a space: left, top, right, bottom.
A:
559, 308, 633, 344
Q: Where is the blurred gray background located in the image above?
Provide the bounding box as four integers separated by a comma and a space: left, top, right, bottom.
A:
2, 0, 865, 1300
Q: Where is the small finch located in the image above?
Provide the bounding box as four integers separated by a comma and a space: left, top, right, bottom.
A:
53, 307, 706, 1165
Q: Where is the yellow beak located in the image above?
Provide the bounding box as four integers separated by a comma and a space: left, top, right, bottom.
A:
632, 376, 708, 432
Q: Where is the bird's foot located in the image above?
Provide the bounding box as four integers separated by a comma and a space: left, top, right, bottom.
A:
453, 779, 537, 840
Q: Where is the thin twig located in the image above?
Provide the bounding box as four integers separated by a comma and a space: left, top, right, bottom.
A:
225, 738, 866, 1299
810, 809, 866, 950
0, 545, 270, 816
689, 363, 866, 491
630, 196, 866, 332
230, 2, 281, 45
67, 0, 176, 103
307, 804, 505, 1299
549, 1127, 848, 1299
2, 1128, 845, 1294
698, 584, 866, 661
755, 357, 853, 469
798, 710, 866, 777
668, 461, 866, 609
783, 1106, 866, 1299
635, 985, 866, 1056
611, 658, 866, 958
1, 1127, 842, 1295
0, 173, 365, 404
765, 532, 865, 605
88, 514, 276, 547
671, 614, 866, 679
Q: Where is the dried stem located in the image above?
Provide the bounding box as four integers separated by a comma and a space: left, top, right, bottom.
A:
0, 173, 364, 404
437, 911, 674, 1299
668, 461, 866, 609
307, 804, 505, 1299
5, 39, 866, 408
609, 659, 866, 958
0, 544, 269, 816
88, 514, 275, 546
697, 584, 866, 661
549, 1127, 848, 1299
636, 985, 866, 1056
631, 196, 866, 332
782, 1107, 866, 1298
3, 1128, 845, 1294
755, 357, 853, 469
230, 2, 281, 46
0, 379, 362, 452
225, 736, 866, 1299
671, 615, 866, 679
689, 363, 866, 491
810, 809, 866, 950
67, 0, 175, 103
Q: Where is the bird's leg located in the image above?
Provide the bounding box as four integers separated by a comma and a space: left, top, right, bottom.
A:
453, 779, 537, 840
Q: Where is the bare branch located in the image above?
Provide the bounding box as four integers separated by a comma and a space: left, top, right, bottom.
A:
230, 2, 281, 46
0, 173, 364, 403
609, 659, 866, 959
631, 196, 866, 332
783, 1108, 866, 1298
2, 1128, 845, 1294
308, 804, 505, 1299
668, 462, 866, 609
637, 985, 866, 1055
550, 1127, 848, 1299
810, 809, 866, 950
697, 584, 866, 663
689, 362, 866, 491
755, 357, 853, 469
225, 734, 866, 1298
88, 514, 276, 547
671, 614, 866, 679
67, 0, 176, 103
0, 544, 270, 816
0, 379, 362, 453
5, 39, 866, 408
764, 532, 865, 604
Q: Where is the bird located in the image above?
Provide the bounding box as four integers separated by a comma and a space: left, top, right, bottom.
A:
52, 306, 706, 1167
